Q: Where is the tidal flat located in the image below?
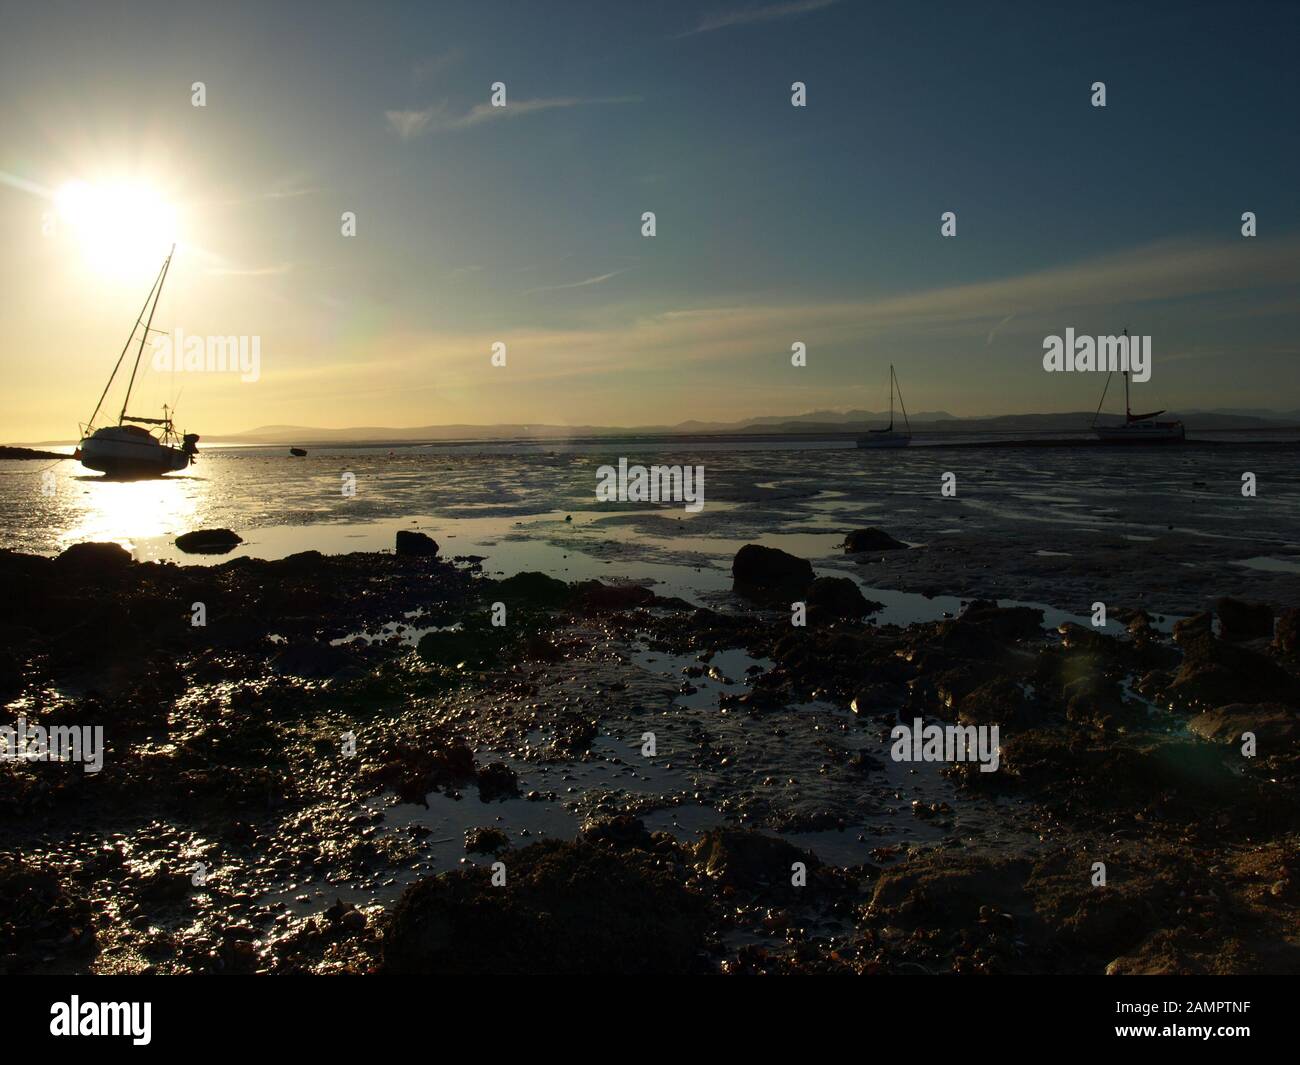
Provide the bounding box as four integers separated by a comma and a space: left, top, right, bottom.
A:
1, 442, 1298, 974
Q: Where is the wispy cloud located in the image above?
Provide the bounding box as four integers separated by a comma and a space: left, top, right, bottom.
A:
678, 0, 837, 37
524, 267, 634, 295
386, 96, 640, 139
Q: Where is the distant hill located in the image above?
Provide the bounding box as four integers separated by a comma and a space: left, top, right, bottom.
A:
16, 407, 1297, 449
210, 407, 1300, 446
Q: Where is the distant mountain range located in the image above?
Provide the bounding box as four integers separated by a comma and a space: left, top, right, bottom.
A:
208, 407, 1300, 446
15, 407, 1299, 449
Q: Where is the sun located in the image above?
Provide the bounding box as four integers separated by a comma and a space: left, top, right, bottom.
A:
55, 179, 180, 278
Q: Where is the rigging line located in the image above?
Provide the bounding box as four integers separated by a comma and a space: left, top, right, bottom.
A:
84, 255, 169, 430
893, 365, 910, 431
118, 245, 175, 425
1092, 371, 1113, 428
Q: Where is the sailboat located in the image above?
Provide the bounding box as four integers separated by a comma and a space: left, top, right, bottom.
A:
75, 245, 200, 476
856, 364, 912, 448
1091, 330, 1184, 444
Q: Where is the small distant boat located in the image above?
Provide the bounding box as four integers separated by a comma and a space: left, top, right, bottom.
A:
75, 246, 200, 476
289, 447, 307, 457
1091, 330, 1184, 445
856, 364, 912, 448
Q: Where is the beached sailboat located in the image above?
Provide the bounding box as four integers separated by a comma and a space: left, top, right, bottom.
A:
75, 246, 200, 476
856, 364, 912, 448
1091, 330, 1184, 444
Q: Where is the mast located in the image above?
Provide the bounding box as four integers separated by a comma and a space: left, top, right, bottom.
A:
893, 365, 911, 433
84, 250, 170, 431
119, 244, 175, 425
887, 365, 894, 430
1122, 328, 1131, 422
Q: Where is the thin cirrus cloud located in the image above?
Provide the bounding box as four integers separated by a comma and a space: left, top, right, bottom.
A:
678, 0, 837, 37
385, 96, 640, 140
523, 267, 634, 295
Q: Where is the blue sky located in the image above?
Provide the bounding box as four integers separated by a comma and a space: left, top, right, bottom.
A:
2, 0, 1297, 438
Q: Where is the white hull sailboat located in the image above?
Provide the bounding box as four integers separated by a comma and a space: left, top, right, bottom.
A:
1091, 329, 1184, 445
856, 364, 912, 448
75, 246, 200, 476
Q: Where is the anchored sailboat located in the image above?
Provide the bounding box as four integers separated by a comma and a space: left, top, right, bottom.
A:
1091, 329, 1184, 444
75, 246, 200, 476
856, 364, 912, 448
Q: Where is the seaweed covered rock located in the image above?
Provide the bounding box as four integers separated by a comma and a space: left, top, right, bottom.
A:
844, 528, 908, 553
381, 840, 708, 974
691, 828, 821, 891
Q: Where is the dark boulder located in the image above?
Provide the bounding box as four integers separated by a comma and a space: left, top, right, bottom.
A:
732, 544, 814, 596
1214, 597, 1273, 642
806, 576, 878, 621
175, 528, 242, 554
493, 571, 570, 608
844, 528, 908, 553
54, 541, 133, 570
395, 530, 439, 557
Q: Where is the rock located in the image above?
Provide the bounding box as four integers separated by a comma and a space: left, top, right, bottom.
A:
1276, 609, 1300, 658
1215, 598, 1274, 642
175, 528, 242, 554
579, 815, 655, 851
381, 841, 707, 974
54, 542, 132, 569
476, 761, 520, 802
395, 530, 439, 557
493, 571, 570, 608
464, 827, 509, 854
691, 828, 820, 890
1188, 703, 1298, 745
959, 677, 1032, 726
1167, 634, 1298, 711
573, 581, 655, 610
1173, 611, 1212, 646
844, 528, 908, 553
961, 601, 1045, 641
806, 576, 877, 621
731, 545, 814, 596
869, 853, 1033, 925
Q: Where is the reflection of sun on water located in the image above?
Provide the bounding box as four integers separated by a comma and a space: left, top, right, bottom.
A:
62, 476, 204, 557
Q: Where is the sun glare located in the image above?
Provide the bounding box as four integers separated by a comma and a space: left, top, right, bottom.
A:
55, 179, 180, 277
